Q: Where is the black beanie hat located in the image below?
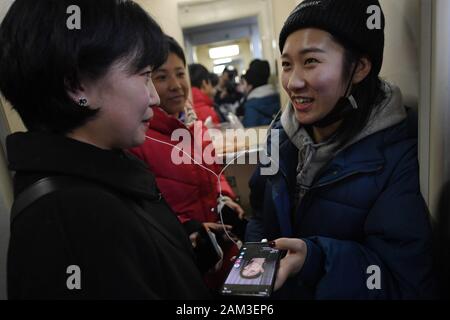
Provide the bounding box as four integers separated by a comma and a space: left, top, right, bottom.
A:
243, 59, 271, 89
279, 0, 385, 76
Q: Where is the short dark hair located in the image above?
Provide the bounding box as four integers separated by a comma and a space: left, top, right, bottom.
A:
166, 35, 186, 66
188, 63, 210, 88
0, 0, 168, 134
243, 59, 271, 89
208, 73, 219, 87
222, 66, 238, 83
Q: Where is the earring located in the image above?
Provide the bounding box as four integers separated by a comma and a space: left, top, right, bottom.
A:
78, 98, 88, 107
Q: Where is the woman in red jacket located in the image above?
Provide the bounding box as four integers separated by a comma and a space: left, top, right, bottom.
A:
129, 36, 244, 289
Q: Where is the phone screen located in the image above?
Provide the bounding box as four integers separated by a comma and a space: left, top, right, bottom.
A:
221, 242, 281, 297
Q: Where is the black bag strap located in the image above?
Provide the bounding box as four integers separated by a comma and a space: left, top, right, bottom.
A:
11, 176, 85, 224
10, 176, 187, 253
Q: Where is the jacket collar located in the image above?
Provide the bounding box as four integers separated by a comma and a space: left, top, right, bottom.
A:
266, 124, 385, 187
7, 132, 160, 200
247, 84, 278, 100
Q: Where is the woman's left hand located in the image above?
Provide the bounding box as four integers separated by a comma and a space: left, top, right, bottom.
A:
223, 198, 245, 219
272, 238, 308, 291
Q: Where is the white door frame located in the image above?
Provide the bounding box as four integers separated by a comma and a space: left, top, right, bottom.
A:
419, 0, 450, 216
178, 0, 277, 75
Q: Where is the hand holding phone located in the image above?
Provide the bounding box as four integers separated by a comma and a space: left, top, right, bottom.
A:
271, 238, 307, 291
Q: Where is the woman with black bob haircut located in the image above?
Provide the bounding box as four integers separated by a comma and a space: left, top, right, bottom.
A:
0, 0, 209, 299
246, 0, 437, 299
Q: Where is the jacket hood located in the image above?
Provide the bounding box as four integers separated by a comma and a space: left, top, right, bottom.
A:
248, 84, 279, 100
7, 132, 160, 200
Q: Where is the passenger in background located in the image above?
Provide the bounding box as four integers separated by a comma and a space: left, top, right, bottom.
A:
209, 72, 220, 88
241, 59, 281, 127
209, 72, 228, 122
188, 63, 221, 125
0, 0, 209, 299
129, 37, 244, 290
214, 66, 243, 115
247, 0, 437, 299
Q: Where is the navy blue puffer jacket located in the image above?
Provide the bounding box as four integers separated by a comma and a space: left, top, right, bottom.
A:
246, 111, 436, 299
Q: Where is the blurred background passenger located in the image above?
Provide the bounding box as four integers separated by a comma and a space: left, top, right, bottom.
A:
188, 63, 221, 125
214, 66, 243, 116
241, 59, 281, 127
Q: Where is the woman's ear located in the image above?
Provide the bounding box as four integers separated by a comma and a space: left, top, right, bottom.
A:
64, 78, 86, 103
353, 56, 372, 84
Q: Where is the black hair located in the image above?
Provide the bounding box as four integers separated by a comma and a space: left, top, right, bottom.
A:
209, 73, 219, 87
0, 0, 168, 134
166, 35, 186, 66
222, 66, 238, 83
244, 59, 271, 90
323, 35, 385, 148
188, 63, 210, 88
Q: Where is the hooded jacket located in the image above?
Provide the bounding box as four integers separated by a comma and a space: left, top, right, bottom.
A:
246, 82, 436, 299
7, 132, 210, 299
242, 84, 281, 128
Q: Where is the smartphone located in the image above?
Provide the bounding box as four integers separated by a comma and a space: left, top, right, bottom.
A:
221, 242, 281, 297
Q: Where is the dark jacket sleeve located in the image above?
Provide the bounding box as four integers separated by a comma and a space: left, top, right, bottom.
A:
291, 145, 437, 299
245, 166, 267, 242
8, 188, 163, 299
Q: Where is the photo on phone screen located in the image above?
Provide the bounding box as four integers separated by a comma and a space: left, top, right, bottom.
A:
221, 242, 281, 297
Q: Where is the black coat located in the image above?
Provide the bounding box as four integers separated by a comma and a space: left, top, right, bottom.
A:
7, 132, 210, 300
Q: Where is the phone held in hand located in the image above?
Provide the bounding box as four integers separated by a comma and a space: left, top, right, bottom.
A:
221, 242, 281, 297
220, 204, 247, 240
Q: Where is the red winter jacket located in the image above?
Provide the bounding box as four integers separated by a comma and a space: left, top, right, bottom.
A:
191, 87, 221, 125
129, 107, 235, 229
